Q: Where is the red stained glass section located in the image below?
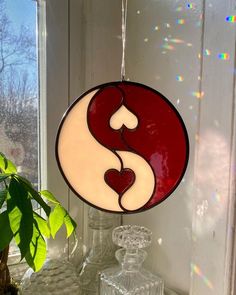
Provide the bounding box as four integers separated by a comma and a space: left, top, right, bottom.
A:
87, 81, 189, 210
104, 168, 135, 196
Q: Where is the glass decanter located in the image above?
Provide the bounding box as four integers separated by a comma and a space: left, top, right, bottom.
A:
78, 207, 119, 294
100, 225, 164, 295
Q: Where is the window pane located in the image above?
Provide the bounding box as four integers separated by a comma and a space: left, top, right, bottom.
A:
0, 0, 38, 187
0, 0, 38, 258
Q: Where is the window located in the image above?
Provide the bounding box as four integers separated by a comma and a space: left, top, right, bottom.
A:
2, 0, 234, 293
0, 0, 38, 261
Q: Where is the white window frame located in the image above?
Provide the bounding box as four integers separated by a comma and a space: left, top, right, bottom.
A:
39, 0, 86, 254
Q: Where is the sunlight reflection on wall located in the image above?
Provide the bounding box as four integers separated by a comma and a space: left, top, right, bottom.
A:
189, 130, 229, 235
191, 263, 214, 289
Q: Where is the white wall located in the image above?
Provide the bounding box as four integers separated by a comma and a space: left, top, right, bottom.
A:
44, 0, 236, 294
123, 1, 202, 292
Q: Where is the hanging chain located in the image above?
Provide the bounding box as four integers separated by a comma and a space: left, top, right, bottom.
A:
121, 0, 128, 81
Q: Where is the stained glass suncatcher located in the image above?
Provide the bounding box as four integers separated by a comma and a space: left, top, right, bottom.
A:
56, 81, 189, 213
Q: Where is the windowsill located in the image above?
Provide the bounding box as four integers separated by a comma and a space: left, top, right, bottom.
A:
9, 261, 28, 283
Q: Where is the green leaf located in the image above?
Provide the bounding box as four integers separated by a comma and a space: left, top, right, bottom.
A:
0, 174, 11, 183
16, 175, 32, 187
64, 213, 77, 238
49, 204, 76, 238
0, 153, 8, 170
0, 211, 13, 251
0, 154, 17, 174
33, 212, 50, 238
28, 190, 51, 217
7, 178, 33, 259
49, 205, 66, 238
16, 175, 51, 217
25, 221, 47, 272
0, 189, 7, 208
40, 190, 60, 204
4, 159, 17, 174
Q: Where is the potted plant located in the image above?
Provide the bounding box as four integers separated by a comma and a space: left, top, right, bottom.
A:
0, 152, 77, 294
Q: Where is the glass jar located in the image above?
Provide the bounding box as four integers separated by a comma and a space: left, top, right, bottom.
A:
20, 259, 80, 295
78, 207, 119, 294
100, 225, 164, 295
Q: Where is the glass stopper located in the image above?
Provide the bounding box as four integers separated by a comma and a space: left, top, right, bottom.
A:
112, 225, 152, 249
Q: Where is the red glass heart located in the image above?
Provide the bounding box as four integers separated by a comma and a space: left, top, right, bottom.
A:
104, 168, 135, 195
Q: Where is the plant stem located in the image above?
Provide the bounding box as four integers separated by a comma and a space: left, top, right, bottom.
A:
0, 167, 11, 294
0, 246, 10, 294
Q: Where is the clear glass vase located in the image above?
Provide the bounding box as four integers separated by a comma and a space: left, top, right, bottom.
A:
20, 259, 80, 295
100, 225, 164, 295
78, 207, 120, 294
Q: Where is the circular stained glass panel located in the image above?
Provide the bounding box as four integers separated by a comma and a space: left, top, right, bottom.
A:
56, 81, 189, 213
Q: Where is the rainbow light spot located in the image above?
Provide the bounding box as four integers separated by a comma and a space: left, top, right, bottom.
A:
213, 192, 221, 203
176, 75, 184, 82
204, 49, 211, 56
191, 263, 214, 290
161, 44, 175, 50
169, 38, 184, 44
187, 3, 194, 9
176, 6, 183, 12
192, 91, 204, 99
218, 53, 230, 60
177, 19, 185, 25
226, 16, 236, 23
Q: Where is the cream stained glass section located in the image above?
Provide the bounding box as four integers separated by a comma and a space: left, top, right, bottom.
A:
57, 89, 155, 212
58, 90, 122, 211
109, 105, 138, 130
116, 150, 155, 211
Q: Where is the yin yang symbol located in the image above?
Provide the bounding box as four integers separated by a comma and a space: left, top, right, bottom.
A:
56, 81, 189, 213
